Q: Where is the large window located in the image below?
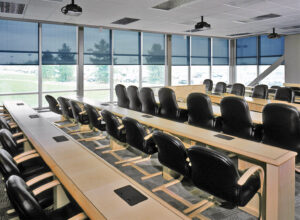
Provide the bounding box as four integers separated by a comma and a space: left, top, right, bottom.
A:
0, 20, 39, 107
191, 36, 210, 84
260, 65, 285, 86
236, 36, 257, 85
84, 27, 111, 100
212, 38, 229, 83
42, 24, 77, 107
172, 35, 189, 85
142, 32, 165, 87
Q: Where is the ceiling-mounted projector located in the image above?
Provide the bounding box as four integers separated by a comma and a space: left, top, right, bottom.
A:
61, 0, 82, 16
186, 16, 211, 33
268, 28, 281, 39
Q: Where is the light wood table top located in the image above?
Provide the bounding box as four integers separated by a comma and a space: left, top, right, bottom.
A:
66, 96, 296, 167
4, 101, 189, 220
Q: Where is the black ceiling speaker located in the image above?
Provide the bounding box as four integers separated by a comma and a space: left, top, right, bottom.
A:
186, 16, 211, 32
268, 28, 281, 39
61, 0, 82, 16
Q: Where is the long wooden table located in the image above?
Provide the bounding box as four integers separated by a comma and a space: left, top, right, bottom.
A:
4, 101, 189, 220
66, 95, 297, 220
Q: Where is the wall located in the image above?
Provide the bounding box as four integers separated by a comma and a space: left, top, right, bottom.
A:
285, 34, 300, 83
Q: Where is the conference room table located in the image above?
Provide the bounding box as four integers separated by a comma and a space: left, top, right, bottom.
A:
3, 101, 189, 220
66, 95, 297, 220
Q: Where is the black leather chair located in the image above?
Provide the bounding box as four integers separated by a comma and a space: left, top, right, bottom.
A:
252, 84, 268, 99
121, 117, 161, 179
0, 129, 26, 157
217, 97, 257, 141
127, 85, 142, 111
115, 84, 130, 108
57, 97, 73, 120
101, 110, 126, 143
187, 93, 216, 131
274, 87, 294, 103
139, 87, 159, 115
187, 146, 262, 218
203, 79, 213, 92
268, 85, 280, 94
123, 117, 157, 155
6, 175, 85, 220
230, 83, 245, 96
84, 104, 106, 132
45, 95, 62, 115
69, 100, 89, 126
152, 131, 190, 178
259, 103, 300, 163
0, 116, 20, 135
214, 82, 226, 94
158, 87, 188, 122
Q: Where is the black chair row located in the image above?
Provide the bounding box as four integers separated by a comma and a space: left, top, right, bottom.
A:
186, 93, 300, 164
0, 118, 86, 219
115, 84, 188, 122
98, 109, 263, 217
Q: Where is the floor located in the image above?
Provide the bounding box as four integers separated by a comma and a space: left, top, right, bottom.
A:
1, 112, 300, 219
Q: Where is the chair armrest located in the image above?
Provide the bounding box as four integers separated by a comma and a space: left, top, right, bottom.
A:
32, 180, 60, 196
144, 133, 153, 141
15, 153, 40, 164
10, 124, 18, 129
238, 165, 264, 194
117, 125, 124, 130
68, 213, 87, 220
68, 107, 72, 109
97, 116, 102, 121
13, 149, 36, 161
16, 138, 27, 144
26, 172, 54, 187
79, 111, 86, 115
9, 122, 16, 126
12, 132, 23, 138
56, 104, 59, 106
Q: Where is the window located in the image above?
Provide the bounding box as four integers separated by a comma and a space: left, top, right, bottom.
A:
0, 20, 39, 107
260, 65, 285, 86
113, 30, 140, 65
191, 36, 210, 84
142, 32, 165, 87
172, 35, 189, 85
83, 27, 111, 100
42, 24, 77, 107
236, 37, 257, 85
212, 38, 229, 83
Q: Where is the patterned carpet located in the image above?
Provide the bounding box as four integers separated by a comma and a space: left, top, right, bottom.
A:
1, 117, 299, 219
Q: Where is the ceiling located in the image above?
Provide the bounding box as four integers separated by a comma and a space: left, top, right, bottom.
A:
1, 0, 300, 38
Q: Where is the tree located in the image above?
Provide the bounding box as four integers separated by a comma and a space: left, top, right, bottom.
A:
145, 44, 165, 84
89, 40, 110, 84
56, 44, 75, 82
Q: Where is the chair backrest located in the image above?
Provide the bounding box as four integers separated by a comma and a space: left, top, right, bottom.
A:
57, 97, 73, 119
203, 79, 213, 92
122, 117, 157, 154
84, 104, 105, 131
0, 117, 11, 130
187, 146, 240, 205
262, 103, 300, 157
252, 84, 268, 99
0, 149, 20, 180
127, 85, 142, 111
274, 87, 294, 103
139, 87, 159, 115
101, 110, 125, 142
187, 93, 215, 130
231, 83, 245, 96
69, 100, 82, 123
158, 87, 180, 120
45, 95, 61, 114
0, 129, 19, 156
115, 84, 130, 108
152, 131, 190, 177
220, 97, 254, 140
214, 82, 227, 93
6, 175, 45, 220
